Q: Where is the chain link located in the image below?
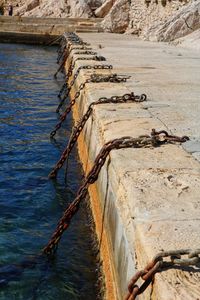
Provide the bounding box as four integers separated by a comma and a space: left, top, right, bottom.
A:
49, 93, 146, 175
50, 91, 146, 139
90, 73, 131, 83
125, 248, 200, 300
74, 51, 97, 55
57, 36, 81, 64
52, 37, 194, 295
44, 129, 189, 256
54, 64, 114, 106
66, 56, 107, 80
59, 36, 90, 63
66, 46, 93, 61
56, 73, 132, 114
67, 64, 113, 90
55, 78, 91, 114
55, 33, 91, 78
58, 82, 68, 99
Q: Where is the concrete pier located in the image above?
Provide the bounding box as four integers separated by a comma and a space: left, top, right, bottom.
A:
64, 33, 200, 299
0, 16, 103, 44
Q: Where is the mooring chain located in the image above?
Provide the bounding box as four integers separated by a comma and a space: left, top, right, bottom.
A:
55, 78, 91, 114
47, 35, 63, 46
66, 56, 107, 80
61, 33, 85, 48
57, 42, 81, 65
67, 64, 113, 90
58, 61, 106, 98
63, 32, 81, 40
57, 43, 93, 65
55, 41, 111, 79
64, 40, 90, 54
55, 40, 91, 77
90, 73, 131, 83
74, 51, 97, 55
56, 64, 113, 103
57, 36, 84, 63
51, 91, 145, 139
49, 92, 147, 176
56, 78, 84, 113
44, 130, 189, 256
58, 82, 68, 99
125, 248, 200, 300
57, 46, 67, 65
55, 52, 69, 78
56, 73, 131, 114
55, 41, 75, 76
66, 46, 93, 62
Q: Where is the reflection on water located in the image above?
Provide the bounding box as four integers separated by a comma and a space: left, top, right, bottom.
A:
0, 44, 100, 299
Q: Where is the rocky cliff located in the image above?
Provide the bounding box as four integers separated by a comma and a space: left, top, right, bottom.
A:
2, 0, 200, 43
3, 0, 103, 18
99, 0, 200, 42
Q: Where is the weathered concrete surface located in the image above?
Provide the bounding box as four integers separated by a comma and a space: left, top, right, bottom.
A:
62, 33, 200, 299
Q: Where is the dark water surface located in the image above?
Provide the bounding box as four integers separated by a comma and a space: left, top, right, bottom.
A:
0, 44, 100, 299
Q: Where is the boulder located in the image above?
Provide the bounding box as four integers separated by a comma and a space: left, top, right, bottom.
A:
68, 0, 94, 17
26, 0, 39, 12
21, 0, 66, 17
95, 0, 116, 18
143, 0, 200, 41
101, 0, 131, 33
15, 0, 97, 17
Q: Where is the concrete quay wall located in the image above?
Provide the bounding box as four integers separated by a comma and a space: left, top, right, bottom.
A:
0, 16, 102, 24
64, 34, 200, 299
0, 16, 103, 35
0, 16, 103, 43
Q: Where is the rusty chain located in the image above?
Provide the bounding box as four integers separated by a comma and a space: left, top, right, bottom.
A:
55, 34, 91, 77
66, 56, 107, 80
58, 48, 97, 77
74, 50, 97, 55
59, 37, 90, 61
90, 73, 131, 83
58, 82, 68, 99
57, 34, 84, 62
55, 43, 75, 77
54, 64, 114, 106
55, 78, 91, 113
47, 35, 63, 46
54, 52, 69, 78
125, 248, 199, 300
56, 73, 132, 114
67, 64, 113, 90
64, 46, 93, 63
49, 93, 147, 176
50, 34, 195, 295
51, 91, 145, 139
44, 129, 189, 256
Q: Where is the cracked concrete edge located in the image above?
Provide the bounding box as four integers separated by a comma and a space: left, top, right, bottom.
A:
63, 46, 200, 300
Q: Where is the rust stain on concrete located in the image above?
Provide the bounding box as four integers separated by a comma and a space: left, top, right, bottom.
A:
72, 98, 118, 300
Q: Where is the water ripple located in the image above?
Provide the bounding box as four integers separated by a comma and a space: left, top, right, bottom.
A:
0, 43, 99, 300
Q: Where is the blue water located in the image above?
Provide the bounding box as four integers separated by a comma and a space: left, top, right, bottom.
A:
0, 44, 101, 299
